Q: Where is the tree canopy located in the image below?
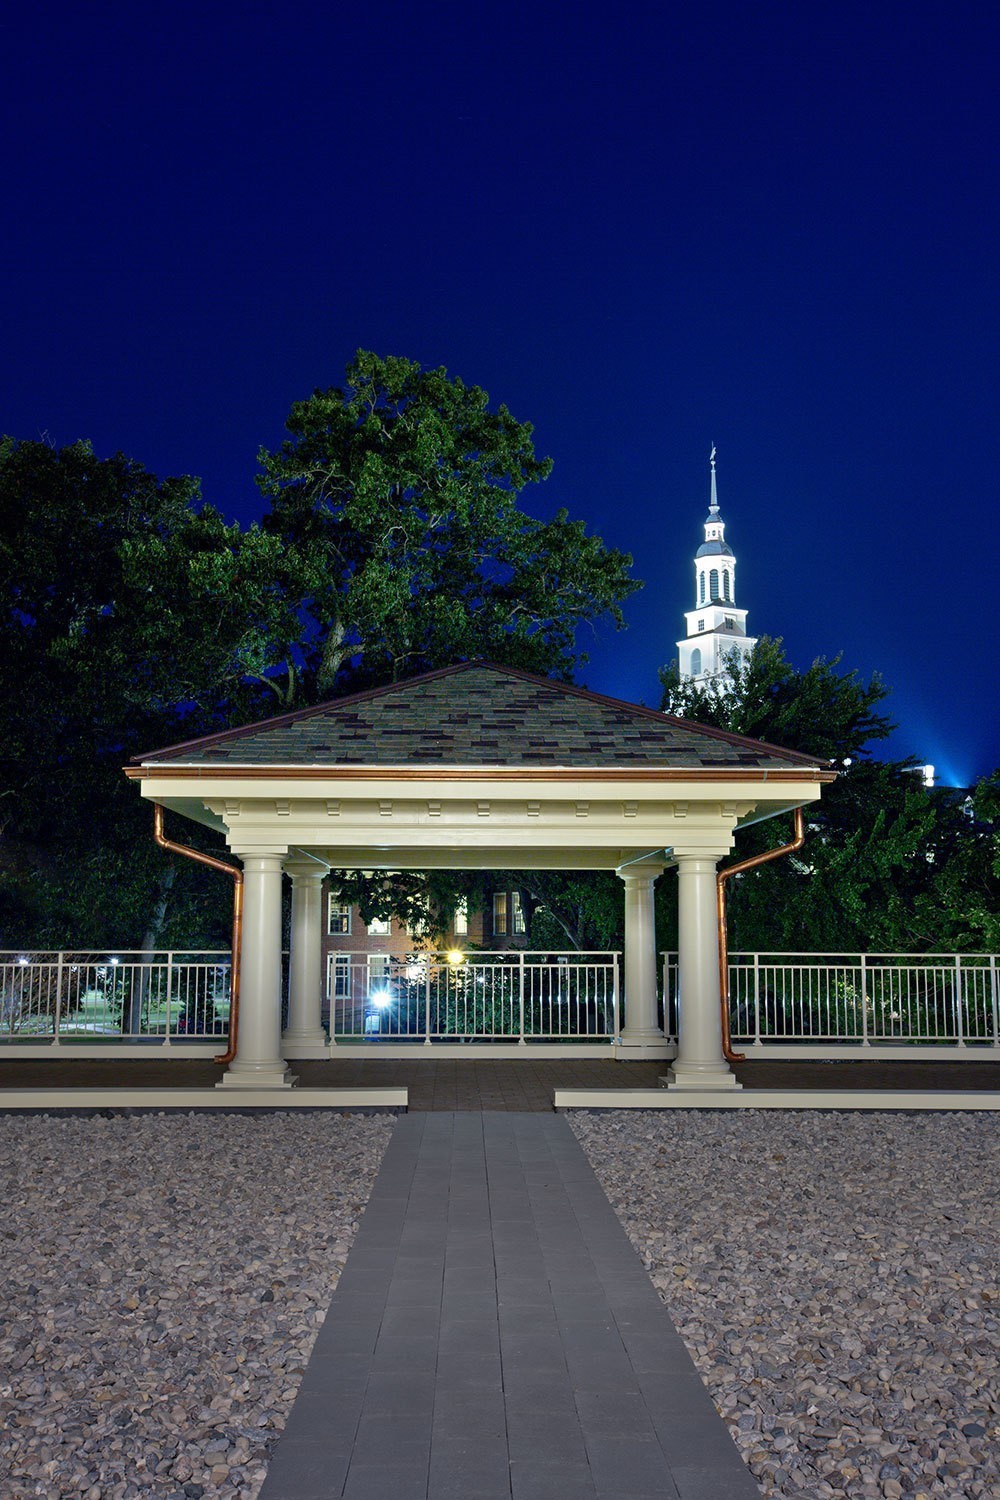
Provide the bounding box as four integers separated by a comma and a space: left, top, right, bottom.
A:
656, 638, 999, 953
0, 355, 640, 948
257, 351, 638, 695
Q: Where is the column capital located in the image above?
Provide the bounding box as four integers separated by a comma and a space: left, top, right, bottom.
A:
671, 844, 733, 866
616, 859, 667, 882
282, 857, 329, 881
229, 846, 290, 865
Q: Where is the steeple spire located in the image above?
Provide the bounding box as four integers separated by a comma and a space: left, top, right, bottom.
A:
676, 448, 757, 688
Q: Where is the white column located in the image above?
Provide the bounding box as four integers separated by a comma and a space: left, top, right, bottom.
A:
616, 860, 671, 1058
282, 859, 330, 1058
218, 851, 297, 1089
665, 852, 741, 1089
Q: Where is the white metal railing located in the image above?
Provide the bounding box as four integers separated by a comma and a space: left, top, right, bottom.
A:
661, 952, 1000, 1049
0, 951, 232, 1043
328, 950, 620, 1044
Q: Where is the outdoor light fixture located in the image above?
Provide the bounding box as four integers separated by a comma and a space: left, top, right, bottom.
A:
922, 764, 935, 787
18, 957, 28, 966
446, 949, 465, 966
370, 989, 392, 1009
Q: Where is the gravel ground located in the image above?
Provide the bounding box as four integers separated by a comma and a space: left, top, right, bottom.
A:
571, 1110, 999, 1500
0, 1111, 393, 1500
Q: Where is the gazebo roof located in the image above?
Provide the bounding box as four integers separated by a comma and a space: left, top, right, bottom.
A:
133, 661, 828, 774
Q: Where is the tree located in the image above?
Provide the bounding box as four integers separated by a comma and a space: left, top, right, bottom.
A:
257, 351, 639, 696
656, 638, 999, 953
253, 351, 642, 933
1, 352, 642, 949
0, 439, 291, 949
658, 634, 894, 761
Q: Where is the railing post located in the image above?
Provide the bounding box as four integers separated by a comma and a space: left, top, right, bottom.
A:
954, 955, 965, 1047
613, 953, 621, 1042
53, 951, 63, 1047
860, 954, 870, 1046
423, 957, 432, 1046
752, 952, 762, 1047
164, 953, 174, 1045
518, 951, 526, 1045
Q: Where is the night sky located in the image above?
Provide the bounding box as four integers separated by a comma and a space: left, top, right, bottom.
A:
3, 2, 997, 784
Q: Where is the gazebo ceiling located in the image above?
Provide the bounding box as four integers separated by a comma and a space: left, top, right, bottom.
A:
126, 663, 834, 863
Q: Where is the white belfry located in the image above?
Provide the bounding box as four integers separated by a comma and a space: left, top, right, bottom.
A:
677, 448, 757, 686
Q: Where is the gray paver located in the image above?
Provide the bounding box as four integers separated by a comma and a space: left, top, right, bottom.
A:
258, 1112, 760, 1500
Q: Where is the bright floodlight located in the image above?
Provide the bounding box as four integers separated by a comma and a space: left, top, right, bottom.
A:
446, 949, 465, 966
18, 956, 28, 966
922, 764, 935, 787
370, 989, 392, 1009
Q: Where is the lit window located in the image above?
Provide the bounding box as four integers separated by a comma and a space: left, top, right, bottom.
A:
493, 892, 508, 936
367, 916, 391, 936
368, 954, 390, 985
328, 900, 351, 935
690, 648, 702, 676
454, 899, 468, 936
327, 953, 351, 998
709, 568, 720, 600
512, 892, 525, 935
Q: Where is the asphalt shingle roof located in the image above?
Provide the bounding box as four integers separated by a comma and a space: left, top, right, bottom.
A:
137, 662, 828, 772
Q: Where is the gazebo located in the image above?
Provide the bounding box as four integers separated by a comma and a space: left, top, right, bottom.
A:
126, 663, 833, 1090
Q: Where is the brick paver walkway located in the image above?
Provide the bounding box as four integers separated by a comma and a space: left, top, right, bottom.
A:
257, 1111, 759, 1500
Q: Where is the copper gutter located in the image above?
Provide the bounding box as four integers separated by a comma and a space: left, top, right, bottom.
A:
153, 804, 243, 1065
717, 806, 805, 1063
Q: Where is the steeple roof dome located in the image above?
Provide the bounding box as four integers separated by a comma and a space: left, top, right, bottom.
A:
696, 536, 733, 558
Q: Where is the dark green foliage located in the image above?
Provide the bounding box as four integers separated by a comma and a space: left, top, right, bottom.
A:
257, 351, 638, 694
0, 356, 640, 948
659, 638, 999, 953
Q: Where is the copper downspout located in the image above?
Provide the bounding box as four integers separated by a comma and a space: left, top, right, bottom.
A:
153, 803, 243, 1065
717, 806, 806, 1063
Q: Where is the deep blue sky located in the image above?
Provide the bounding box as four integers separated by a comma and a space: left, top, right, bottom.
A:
3, 2, 997, 784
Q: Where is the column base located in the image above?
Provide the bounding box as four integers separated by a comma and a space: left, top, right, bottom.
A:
281, 1030, 330, 1059
216, 1063, 300, 1090
661, 1060, 742, 1090
616, 1032, 674, 1060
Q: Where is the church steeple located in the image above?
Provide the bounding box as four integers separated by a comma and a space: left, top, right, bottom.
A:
677, 449, 757, 687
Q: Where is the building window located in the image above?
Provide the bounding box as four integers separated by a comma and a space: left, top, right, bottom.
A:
699, 573, 705, 604
368, 954, 390, 987
328, 900, 351, 935
690, 648, 702, 676
723, 571, 731, 601
697, 619, 705, 632
724, 616, 735, 630
493, 892, 507, 936
709, 568, 720, 600
327, 953, 351, 999
511, 891, 525, 936
367, 916, 391, 936
454, 899, 468, 936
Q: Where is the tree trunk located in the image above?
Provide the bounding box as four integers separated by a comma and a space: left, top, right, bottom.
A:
126, 867, 176, 1034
